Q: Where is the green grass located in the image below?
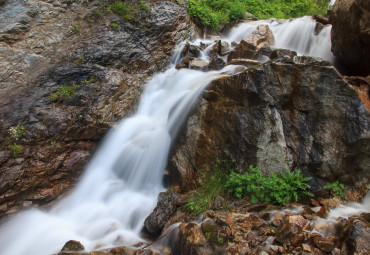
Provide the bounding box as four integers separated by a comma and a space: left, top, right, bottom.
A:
187, 0, 329, 29
49, 84, 78, 102
140, 1, 149, 12
184, 160, 229, 215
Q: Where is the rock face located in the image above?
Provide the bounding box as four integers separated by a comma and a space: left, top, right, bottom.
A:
144, 191, 180, 235
170, 56, 370, 191
0, 0, 194, 218
329, 0, 370, 75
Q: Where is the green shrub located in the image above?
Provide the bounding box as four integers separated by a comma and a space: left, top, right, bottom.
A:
8, 144, 23, 157
8, 125, 25, 141
324, 181, 346, 199
225, 166, 313, 204
110, 1, 129, 16
50, 141, 57, 147
140, 1, 149, 12
187, 0, 329, 29
184, 160, 229, 215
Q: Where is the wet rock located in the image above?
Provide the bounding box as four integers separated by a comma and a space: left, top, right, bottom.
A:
276, 223, 305, 246
61, 240, 85, 251
210, 40, 230, 55
316, 205, 329, 218
288, 215, 310, 230
270, 48, 297, 59
182, 43, 201, 58
229, 25, 275, 60
208, 55, 226, 70
190, 59, 208, 70
176, 56, 194, 69
201, 220, 220, 243
169, 56, 369, 192
313, 235, 337, 252
348, 218, 370, 254
175, 222, 212, 255
345, 75, 370, 110
329, 0, 370, 75
144, 191, 180, 235
226, 58, 261, 68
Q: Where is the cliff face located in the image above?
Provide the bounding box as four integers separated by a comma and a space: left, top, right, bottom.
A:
329, 0, 370, 75
170, 56, 370, 193
0, 0, 194, 218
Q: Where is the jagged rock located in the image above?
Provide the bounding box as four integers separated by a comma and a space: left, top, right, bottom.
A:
210, 40, 230, 55
182, 43, 202, 58
329, 0, 370, 75
345, 75, 370, 109
190, 59, 208, 70
174, 222, 212, 255
169, 56, 369, 191
348, 218, 370, 254
288, 215, 310, 230
61, 240, 85, 252
144, 191, 180, 235
276, 222, 305, 246
228, 25, 275, 61
201, 221, 220, 243
313, 235, 337, 252
270, 48, 297, 59
176, 56, 194, 70
226, 58, 261, 68
208, 55, 226, 70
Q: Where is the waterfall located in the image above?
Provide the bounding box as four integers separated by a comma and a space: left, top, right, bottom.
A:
0, 16, 335, 255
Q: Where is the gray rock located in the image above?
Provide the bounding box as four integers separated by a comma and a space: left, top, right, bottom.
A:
190, 59, 208, 70
144, 191, 180, 235
170, 56, 369, 191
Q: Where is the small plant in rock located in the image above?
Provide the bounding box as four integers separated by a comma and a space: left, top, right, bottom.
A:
184, 160, 229, 215
217, 237, 224, 244
8, 125, 25, 141
111, 23, 119, 30
325, 181, 347, 199
8, 144, 23, 157
49, 83, 78, 102
71, 24, 81, 35
81, 76, 95, 84
205, 232, 211, 240
94, 10, 103, 18
50, 141, 57, 147
140, 0, 149, 12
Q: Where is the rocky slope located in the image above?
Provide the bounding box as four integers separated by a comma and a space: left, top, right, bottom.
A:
0, 0, 194, 219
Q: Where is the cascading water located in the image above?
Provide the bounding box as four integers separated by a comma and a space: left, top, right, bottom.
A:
0, 15, 345, 255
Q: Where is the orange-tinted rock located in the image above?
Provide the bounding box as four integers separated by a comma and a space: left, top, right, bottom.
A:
276, 223, 305, 246
313, 235, 337, 252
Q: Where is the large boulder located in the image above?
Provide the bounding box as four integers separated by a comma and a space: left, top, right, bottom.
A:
329, 0, 370, 75
169, 56, 370, 191
144, 191, 180, 235
228, 24, 275, 61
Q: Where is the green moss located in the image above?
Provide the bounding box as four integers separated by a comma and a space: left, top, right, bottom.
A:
111, 23, 119, 30
8, 144, 23, 157
140, 1, 149, 12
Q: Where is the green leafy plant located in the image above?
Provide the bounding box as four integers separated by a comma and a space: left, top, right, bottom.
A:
94, 10, 103, 18
184, 160, 229, 215
217, 237, 224, 244
140, 1, 149, 12
49, 84, 78, 101
324, 181, 346, 199
71, 24, 81, 35
111, 23, 119, 30
225, 166, 313, 204
81, 76, 95, 84
205, 232, 211, 240
50, 141, 57, 147
8, 144, 23, 157
8, 125, 25, 141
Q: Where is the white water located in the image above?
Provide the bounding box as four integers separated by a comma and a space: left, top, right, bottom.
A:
0, 16, 352, 255
228, 16, 335, 62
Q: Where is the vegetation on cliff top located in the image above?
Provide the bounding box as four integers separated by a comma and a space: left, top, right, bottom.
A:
187, 0, 330, 29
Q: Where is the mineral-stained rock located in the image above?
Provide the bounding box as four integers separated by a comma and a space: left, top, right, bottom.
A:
313, 235, 337, 252
275, 222, 305, 246
174, 222, 212, 255
228, 25, 275, 61
329, 0, 370, 75
169, 56, 369, 191
144, 191, 180, 235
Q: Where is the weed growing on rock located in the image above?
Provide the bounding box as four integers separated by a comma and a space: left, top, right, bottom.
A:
184, 160, 229, 215
51, 141, 57, 147
140, 1, 149, 12
71, 24, 81, 35
226, 166, 313, 204
49, 84, 78, 102
111, 23, 119, 30
8, 144, 23, 157
94, 10, 103, 18
324, 181, 347, 199
8, 125, 25, 141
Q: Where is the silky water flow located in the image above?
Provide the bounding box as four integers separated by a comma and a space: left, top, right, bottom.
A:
0, 16, 363, 255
